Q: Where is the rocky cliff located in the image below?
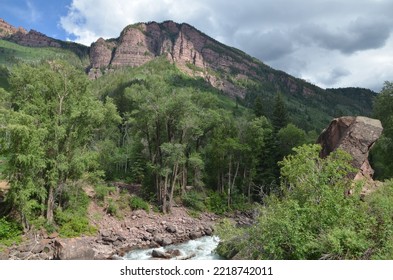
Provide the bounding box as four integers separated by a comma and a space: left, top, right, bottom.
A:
8, 29, 61, 48
0, 18, 27, 38
89, 21, 316, 99
317, 116, 383, 194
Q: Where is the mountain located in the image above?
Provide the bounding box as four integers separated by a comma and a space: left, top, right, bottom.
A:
0, 19, 89, 63
87, 21, 376, 130
0, 19, 377, 131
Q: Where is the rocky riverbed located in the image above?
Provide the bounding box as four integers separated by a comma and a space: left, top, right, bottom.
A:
0, 205, 219, 260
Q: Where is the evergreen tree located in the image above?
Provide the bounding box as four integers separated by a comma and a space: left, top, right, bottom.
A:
253, 95, 264, 117
272, 92, 289, 131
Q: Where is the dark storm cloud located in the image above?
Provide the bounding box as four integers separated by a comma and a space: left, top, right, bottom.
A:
234, 29, 296, 61
318, 67, 352, 85
297, 18, 392, 54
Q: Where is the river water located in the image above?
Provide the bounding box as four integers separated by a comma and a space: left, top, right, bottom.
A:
123, 236, 224, 260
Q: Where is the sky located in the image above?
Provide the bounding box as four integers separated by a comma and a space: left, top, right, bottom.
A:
1, 0, 393, 91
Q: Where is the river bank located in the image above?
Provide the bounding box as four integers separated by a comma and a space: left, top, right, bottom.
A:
1, 204, 219, 260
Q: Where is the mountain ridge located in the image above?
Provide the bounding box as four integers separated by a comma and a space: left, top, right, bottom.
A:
0, 18, 377, 130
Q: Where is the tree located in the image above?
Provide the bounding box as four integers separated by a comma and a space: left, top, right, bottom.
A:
253, 95, 264, 117
0, 61, 116, 228
276, 123, 307, 159
272, 92, 289, 131
371, 81, 393, 179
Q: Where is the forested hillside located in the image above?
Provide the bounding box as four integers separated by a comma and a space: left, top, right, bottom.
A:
1, 19, 392, 260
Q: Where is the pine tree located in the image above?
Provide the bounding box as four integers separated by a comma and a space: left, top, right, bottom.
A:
272, 92, 289, 131
253, 95, 264, 117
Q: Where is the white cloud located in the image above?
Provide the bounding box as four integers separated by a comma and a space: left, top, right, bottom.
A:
60, 0, 393, 91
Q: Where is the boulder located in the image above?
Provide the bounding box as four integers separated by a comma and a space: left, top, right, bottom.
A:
0, 249, 9, 260
54, 238, 96, 260
161, 238, 173, 246
317, 116, 383, 191
165, 224, 177, 234
151, 249, 171, 259
189, 231, 203, 240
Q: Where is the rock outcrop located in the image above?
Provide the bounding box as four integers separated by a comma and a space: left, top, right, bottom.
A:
88, 21, 313, 99
0, 18, 27, 38
8, 29, 61, 48
317, 116, 383, 190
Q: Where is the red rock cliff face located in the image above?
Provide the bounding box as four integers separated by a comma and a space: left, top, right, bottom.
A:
0, 18, 27, 38
89, 21, 274, 98
8, 30, 61, 48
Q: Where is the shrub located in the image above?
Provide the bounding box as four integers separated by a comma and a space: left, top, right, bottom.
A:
106, 198, 119, 217
206, 191, 228, 215
55, 184, 97, 237
129, 196, 150, 213
94, 184, 116, 202
0, 217, 22, 246
182, 191, 206, 212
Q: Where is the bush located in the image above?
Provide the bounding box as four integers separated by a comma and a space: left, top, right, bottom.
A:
55, 184, 97, 237
217, 144, 377, 260
94, 184, 116, 202
0, 217, 22, 246
206, 191, 228, 215
129, 196, 150, 213
106, 198, 119, 217
182, 191, 206, 212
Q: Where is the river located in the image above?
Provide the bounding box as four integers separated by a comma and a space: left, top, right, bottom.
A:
123, 236, 224, 260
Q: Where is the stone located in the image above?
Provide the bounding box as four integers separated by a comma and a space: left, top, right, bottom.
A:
204, 227, 213, 236
102, 236, 118, 243
317, 116, 383, 194
166, 249, 182, 257
0, 249, 9, 260
189, 231, 202, 240
151, 249, 171, 259
100, 230, 111, 238
317, 116, 383, 178
54, 238, 96, 260
165, 225, 177, 234
161, 238, 172, 246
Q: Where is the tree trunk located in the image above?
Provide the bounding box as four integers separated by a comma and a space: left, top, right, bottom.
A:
162, 175, 168, 214
46, 185, 55, 223
168, 163, 179, 213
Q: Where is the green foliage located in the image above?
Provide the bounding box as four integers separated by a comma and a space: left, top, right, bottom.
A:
371, 81, 393, 179
129, 195, 150, 212
364, 180, 393, 259
272, 92, 289, 131
55, 184, 97, 237
215, 219, 246, 258
0, 217, 22, 246
182, 190, 206, 212
0, 60, 117, 228
0, 39, 88, 68
106, 198, 119, 217
206, 191, 228, 215
276, 123, 307, 159
94, 184, 116, 202
217, 144, 375, 260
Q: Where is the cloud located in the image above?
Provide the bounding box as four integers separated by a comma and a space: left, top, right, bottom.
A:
59, 0, 393, 90
297, 18, 393, 54
317, 67, 352, 85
